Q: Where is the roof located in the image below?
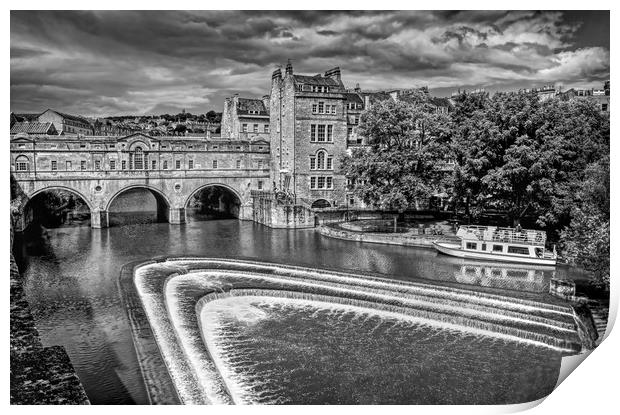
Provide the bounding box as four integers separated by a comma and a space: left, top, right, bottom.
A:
293, 74, 340, 87
41, 109, 92, 126
236, 98, 268, 115
12, 113, 40, 122
10, 122, 56, 135
343, 93, 364, 104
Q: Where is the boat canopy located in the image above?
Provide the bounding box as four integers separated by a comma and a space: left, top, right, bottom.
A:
456, 225, 547, 246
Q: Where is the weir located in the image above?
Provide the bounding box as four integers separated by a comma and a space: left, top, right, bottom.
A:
127, 257, 589, 405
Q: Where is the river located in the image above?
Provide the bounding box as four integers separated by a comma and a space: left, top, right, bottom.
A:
13, 218, 591, 404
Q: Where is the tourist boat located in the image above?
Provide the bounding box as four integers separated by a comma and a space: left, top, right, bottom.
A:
433, 225, 557, 266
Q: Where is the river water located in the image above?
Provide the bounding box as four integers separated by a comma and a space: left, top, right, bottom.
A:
14, 218, 591, 404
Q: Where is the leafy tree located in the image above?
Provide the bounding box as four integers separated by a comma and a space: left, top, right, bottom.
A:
341, 94, 453, 211
560, 156, 610, 288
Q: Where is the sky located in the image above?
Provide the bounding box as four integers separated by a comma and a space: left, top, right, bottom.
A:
10, 10, 610, 117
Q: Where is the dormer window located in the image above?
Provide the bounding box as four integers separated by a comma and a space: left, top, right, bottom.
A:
311, 85, 329, 93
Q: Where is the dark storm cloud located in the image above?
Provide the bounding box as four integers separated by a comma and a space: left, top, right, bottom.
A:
10, 10, 610, 116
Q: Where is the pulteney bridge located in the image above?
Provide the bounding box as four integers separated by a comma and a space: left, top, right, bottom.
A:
10, 132, 271, 230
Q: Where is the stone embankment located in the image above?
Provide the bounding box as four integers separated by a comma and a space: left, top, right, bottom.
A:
317, 221, 460, 248
10, 218, 89, 404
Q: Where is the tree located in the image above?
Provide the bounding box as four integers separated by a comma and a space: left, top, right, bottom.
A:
341, 94, 453, 211
174, 124, 187, 135
560, 156, 610, 288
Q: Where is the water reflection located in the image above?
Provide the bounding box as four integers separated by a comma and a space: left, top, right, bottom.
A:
14, 218, 591, 404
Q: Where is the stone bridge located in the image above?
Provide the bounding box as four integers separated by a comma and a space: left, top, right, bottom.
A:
10, 133, 272, 230
12, 169, 271, 230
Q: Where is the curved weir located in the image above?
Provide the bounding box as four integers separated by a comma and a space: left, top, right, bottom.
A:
129, 257, 585, 405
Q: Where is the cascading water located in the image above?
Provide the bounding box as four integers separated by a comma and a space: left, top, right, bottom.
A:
127, 257, 586, 405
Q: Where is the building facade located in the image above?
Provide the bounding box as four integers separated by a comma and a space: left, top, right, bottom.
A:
221, 95, 271, 141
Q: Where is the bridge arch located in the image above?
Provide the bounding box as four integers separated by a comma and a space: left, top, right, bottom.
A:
19, 185, 95, 230
184, 183, 243, 220
104, 184, 171, 212
23, 185, 95, 213
105, 184, 173, 226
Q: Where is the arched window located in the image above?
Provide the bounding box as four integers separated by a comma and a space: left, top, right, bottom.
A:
317, 150, 325, 170
133, 147, 144, 170
15, 155, 29, 171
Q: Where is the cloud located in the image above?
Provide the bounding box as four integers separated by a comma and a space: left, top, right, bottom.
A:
10, 10, 609, 116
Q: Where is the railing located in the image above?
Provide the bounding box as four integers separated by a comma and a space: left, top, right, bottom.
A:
457, 225, 547, 246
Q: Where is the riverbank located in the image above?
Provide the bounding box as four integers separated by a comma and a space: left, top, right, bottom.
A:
317, 221, 460, 248
10, 223, 89, 405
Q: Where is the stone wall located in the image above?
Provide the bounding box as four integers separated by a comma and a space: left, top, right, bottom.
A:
251, 191, 315, 228
10, 203, 89, 404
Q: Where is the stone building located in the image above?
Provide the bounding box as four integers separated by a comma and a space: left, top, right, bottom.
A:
269, 62, 352, 209
38, 109, 93, 135
221, 95, 271, 141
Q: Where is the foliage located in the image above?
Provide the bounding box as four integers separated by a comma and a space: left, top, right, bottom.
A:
341, 92, 453, 211
559, 156, 610, 289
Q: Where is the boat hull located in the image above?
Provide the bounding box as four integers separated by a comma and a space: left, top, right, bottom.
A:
433, 242, 557, 266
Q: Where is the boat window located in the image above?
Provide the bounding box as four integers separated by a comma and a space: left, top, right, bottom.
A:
481, 243, 487, 251
466, 242, 477, 250
507, 246, 530, 255
492, 245, 503, 252
535, 248, 543, 258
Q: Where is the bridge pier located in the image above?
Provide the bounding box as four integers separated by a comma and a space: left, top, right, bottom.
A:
169, 208, 186, 225
91, 210, 109, 229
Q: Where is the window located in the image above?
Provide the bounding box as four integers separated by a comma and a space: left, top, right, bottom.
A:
466, 242, 477, 250
110, 160, 115, 170
109, 144, 115, 149
212, 160, 218, 169
492, 245, 503, 252
94, 160, 100, 170
253, 124, 259, 133
327, 125, 333, 142
317, 151, 325, 169
264, 125, 269, 133
258, 146, 264, 151
310, 157, 316, 170
327, 156, 333, 170
310, 176, 333, 190
318, 102, 324, 113
349, 198, 355, 206
80, 144, 86, 149
257, 160, 264, 169
317, 125, 326, 142
347, 127, 353, 138
481, 243, 487, 251
188, 159, 194, 169
242, 124, 248, 132
152, 160, 157, 170
175, 160, 181, 169
163, 160, 168, 170
236, 160, 241, 169
81, 160, 87, 170
51, 160, 58, 171
311, 85, 329, 93
258, 180, 263, 190
15, 156, 29, 171
66, 161, 72, 170
133, 147, 144, 170
507, 246, 530, 255
312, 103, 317, 113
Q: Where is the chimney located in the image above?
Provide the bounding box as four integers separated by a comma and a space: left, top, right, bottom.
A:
272, 67, 282, 80
354, 83, 361, 92
324, 66, 343, 87
285, 60, 293, 76
262, 94, 270, 113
